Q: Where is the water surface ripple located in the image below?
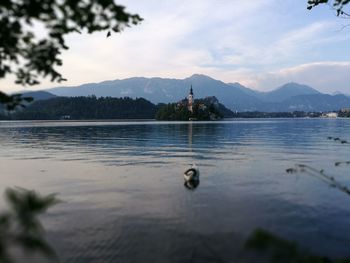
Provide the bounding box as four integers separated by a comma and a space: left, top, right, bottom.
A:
1, 119, 350, 262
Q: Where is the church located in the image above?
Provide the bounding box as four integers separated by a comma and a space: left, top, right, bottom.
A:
158, 85, 223, 121
176, 85, 195, 112
188, 85, 194, 113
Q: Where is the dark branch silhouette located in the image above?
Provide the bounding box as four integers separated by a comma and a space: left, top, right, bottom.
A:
287, 164, 350, 196
308, 0, 350, 18
0, 0, 142, 109
0, 91, 33, 110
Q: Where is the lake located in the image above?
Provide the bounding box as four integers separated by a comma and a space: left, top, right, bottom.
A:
1, 119, 350, 262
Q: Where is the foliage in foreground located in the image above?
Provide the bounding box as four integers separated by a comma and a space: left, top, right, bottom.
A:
0, 92, 33, 111
308, 0, 350, 17
0, 188, 59, 263
0, 0, 142, 87
0, 0, 142, 108
246, 229, 350, 263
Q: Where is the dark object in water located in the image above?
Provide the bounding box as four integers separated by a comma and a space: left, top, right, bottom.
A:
286, 168, 297, 174
184, 180, 200, 190
183, 165, 200, 190
335, 161, 350, 166
184, 165, 200, 182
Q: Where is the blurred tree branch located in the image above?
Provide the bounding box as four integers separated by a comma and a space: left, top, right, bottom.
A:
0, 91, 33, 110
307, 0, 350, 18
0, 0, 142, 109
0, 188, 60, 262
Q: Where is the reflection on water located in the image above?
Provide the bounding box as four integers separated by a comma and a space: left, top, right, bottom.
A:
188, 122, 193, 153
1, 119, 350, 262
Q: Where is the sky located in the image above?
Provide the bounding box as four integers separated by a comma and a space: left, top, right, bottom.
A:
2, 0, 350, 94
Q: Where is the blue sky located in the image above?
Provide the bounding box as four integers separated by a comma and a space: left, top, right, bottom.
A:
2, 0, 350, 93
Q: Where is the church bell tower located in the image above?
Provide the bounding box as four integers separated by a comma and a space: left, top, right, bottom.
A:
188, 85, 194, 113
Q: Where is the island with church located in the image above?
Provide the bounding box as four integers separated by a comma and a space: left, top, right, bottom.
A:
1, 85, 234, 120
155, 86, 232, 121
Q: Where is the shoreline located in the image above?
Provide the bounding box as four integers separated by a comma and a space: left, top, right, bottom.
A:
0, 117, 348, 124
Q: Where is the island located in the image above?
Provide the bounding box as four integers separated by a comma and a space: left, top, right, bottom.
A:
0, 87, 233, 121
155, 86, 231, 121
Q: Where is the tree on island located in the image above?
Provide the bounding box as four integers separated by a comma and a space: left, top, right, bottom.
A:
155, 98, 224, 121
0, 0, 142, 109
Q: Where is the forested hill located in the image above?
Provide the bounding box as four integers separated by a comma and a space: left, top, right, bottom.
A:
47, 74, 350, 112
10, 96, 158, 120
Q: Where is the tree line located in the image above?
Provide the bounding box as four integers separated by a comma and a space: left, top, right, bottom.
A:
1, 96, 157, 120
2, 96, 350, 120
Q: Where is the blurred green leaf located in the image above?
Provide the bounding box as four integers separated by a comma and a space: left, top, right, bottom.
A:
0, 188, 60, 262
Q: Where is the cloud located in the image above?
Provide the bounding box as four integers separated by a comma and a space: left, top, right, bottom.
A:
237, 61, 350, 93
1, 0, 350, 94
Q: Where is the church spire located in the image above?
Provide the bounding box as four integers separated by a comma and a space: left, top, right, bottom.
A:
188, 85, 194, 113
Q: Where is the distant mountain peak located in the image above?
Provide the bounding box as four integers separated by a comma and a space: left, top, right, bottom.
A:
276, 82, 320, 93
186, 74, 214, 80
286, 81, 299, 85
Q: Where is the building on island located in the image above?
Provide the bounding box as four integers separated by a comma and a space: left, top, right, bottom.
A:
178, 85, 209, 114
321, 112, 338, 118
157, 85, 225, 121
188, 85, 194, 113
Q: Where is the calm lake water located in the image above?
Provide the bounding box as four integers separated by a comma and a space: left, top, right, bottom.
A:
1, 119, 350, 262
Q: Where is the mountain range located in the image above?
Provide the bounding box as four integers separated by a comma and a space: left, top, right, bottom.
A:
23, 74, 350, 112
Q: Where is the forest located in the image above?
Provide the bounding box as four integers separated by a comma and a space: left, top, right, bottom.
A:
1, 96, 158, 120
